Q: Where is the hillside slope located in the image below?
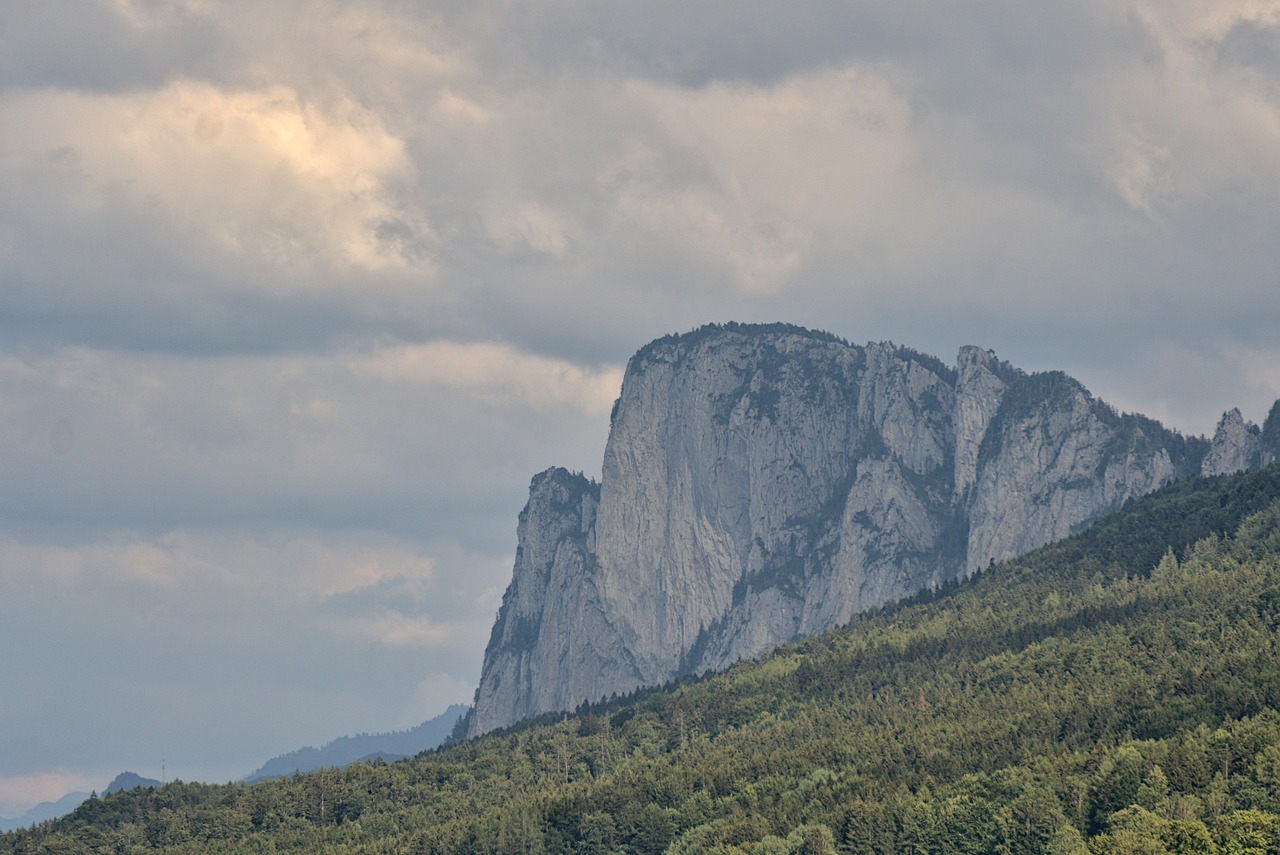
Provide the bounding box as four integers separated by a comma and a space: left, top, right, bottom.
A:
9, 464, 1280, 854
472, 323, 1279, 735
241, 704, 467, 783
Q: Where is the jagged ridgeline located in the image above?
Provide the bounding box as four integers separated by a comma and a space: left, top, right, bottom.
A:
11, 464, 1280, 853
471, 322, 1280, 736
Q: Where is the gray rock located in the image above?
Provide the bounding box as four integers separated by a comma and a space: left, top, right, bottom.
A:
1202, 408, 1263, 476
469, 323, 1261, 736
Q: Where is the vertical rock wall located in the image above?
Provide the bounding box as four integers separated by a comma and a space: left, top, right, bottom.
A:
469, 323, 1270, 736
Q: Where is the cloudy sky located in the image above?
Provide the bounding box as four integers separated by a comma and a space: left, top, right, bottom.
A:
3, 0, 1280, 815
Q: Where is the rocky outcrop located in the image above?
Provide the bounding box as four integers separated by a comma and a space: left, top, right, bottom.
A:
468, 468, 611, 736
470, 323, 1273, 736
1202, 408, 1264, 476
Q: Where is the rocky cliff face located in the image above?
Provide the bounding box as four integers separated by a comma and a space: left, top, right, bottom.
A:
1202, 408, 1270, 476
469, 323, 1277, 736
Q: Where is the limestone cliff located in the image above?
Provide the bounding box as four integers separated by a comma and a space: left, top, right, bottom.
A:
469, 323, 1274, 736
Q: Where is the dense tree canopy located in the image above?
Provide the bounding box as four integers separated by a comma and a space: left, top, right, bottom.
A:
6, 466, 1280, 854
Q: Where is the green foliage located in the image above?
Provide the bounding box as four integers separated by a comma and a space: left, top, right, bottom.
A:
8, 466, 1280, 855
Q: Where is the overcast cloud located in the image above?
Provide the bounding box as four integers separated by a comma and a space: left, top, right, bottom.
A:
3, 0, 1280, 815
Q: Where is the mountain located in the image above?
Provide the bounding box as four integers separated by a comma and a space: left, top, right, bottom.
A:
103, 772, 161, 795
241, 704, 468, 782
0, 792, 89, 833
12, 464, 1280, 853
0, 708, 465, 832
0, 772, 160, 832
470, 323, 1280, 736
102, 773, 160, 798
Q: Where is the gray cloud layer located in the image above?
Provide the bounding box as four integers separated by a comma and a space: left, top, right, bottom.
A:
2, 0, 1279, 814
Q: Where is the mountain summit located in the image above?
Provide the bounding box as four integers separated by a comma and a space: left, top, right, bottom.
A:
469, 323, 1278, 736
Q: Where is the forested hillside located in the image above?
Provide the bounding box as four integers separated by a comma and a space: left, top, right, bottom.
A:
7, 466, 1280, 854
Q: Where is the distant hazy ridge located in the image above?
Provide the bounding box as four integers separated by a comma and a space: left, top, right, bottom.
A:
243, 704, 468, 783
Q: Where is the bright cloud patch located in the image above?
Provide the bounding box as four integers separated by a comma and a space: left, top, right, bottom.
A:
0, 80, 422, 277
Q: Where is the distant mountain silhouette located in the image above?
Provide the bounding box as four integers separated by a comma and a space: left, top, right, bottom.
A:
0, 792, 89, 833
0, 771, 160, 832
104, 772, 161, 794
242, 704, 468, 782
